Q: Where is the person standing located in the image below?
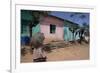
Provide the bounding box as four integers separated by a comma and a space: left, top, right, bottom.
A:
30, 32, 47, 62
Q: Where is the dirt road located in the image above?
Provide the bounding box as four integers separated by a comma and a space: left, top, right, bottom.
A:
21, 43, 89, 63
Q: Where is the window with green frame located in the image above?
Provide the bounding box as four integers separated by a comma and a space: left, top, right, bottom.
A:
50, 24, 56, 34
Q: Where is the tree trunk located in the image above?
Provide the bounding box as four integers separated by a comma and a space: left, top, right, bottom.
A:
29, 22, 33, 38
72, 32, 74, 41
29, 27, 32, 38
72, 30, 75, 41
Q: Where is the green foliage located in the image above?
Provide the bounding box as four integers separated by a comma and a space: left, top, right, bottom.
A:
21, 10, 50, 37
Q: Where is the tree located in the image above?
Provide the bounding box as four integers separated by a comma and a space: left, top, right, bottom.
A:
69, 13, 81, 39
21, 10, 50, 38
70, 13, 89, 43
29, 11, 50, 38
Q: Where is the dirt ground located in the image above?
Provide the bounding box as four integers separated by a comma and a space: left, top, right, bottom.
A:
21, 42, 89, 63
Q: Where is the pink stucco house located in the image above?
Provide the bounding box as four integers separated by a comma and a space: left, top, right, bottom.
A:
39, 15, 64, 42
21, 10, 80, 45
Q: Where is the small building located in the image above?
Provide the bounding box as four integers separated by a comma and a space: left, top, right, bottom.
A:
39, 15, 64, 42
21, 11, 80, 44
32, 15, 79, 42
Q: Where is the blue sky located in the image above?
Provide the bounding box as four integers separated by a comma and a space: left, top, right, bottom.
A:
50, 11, 90, 26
